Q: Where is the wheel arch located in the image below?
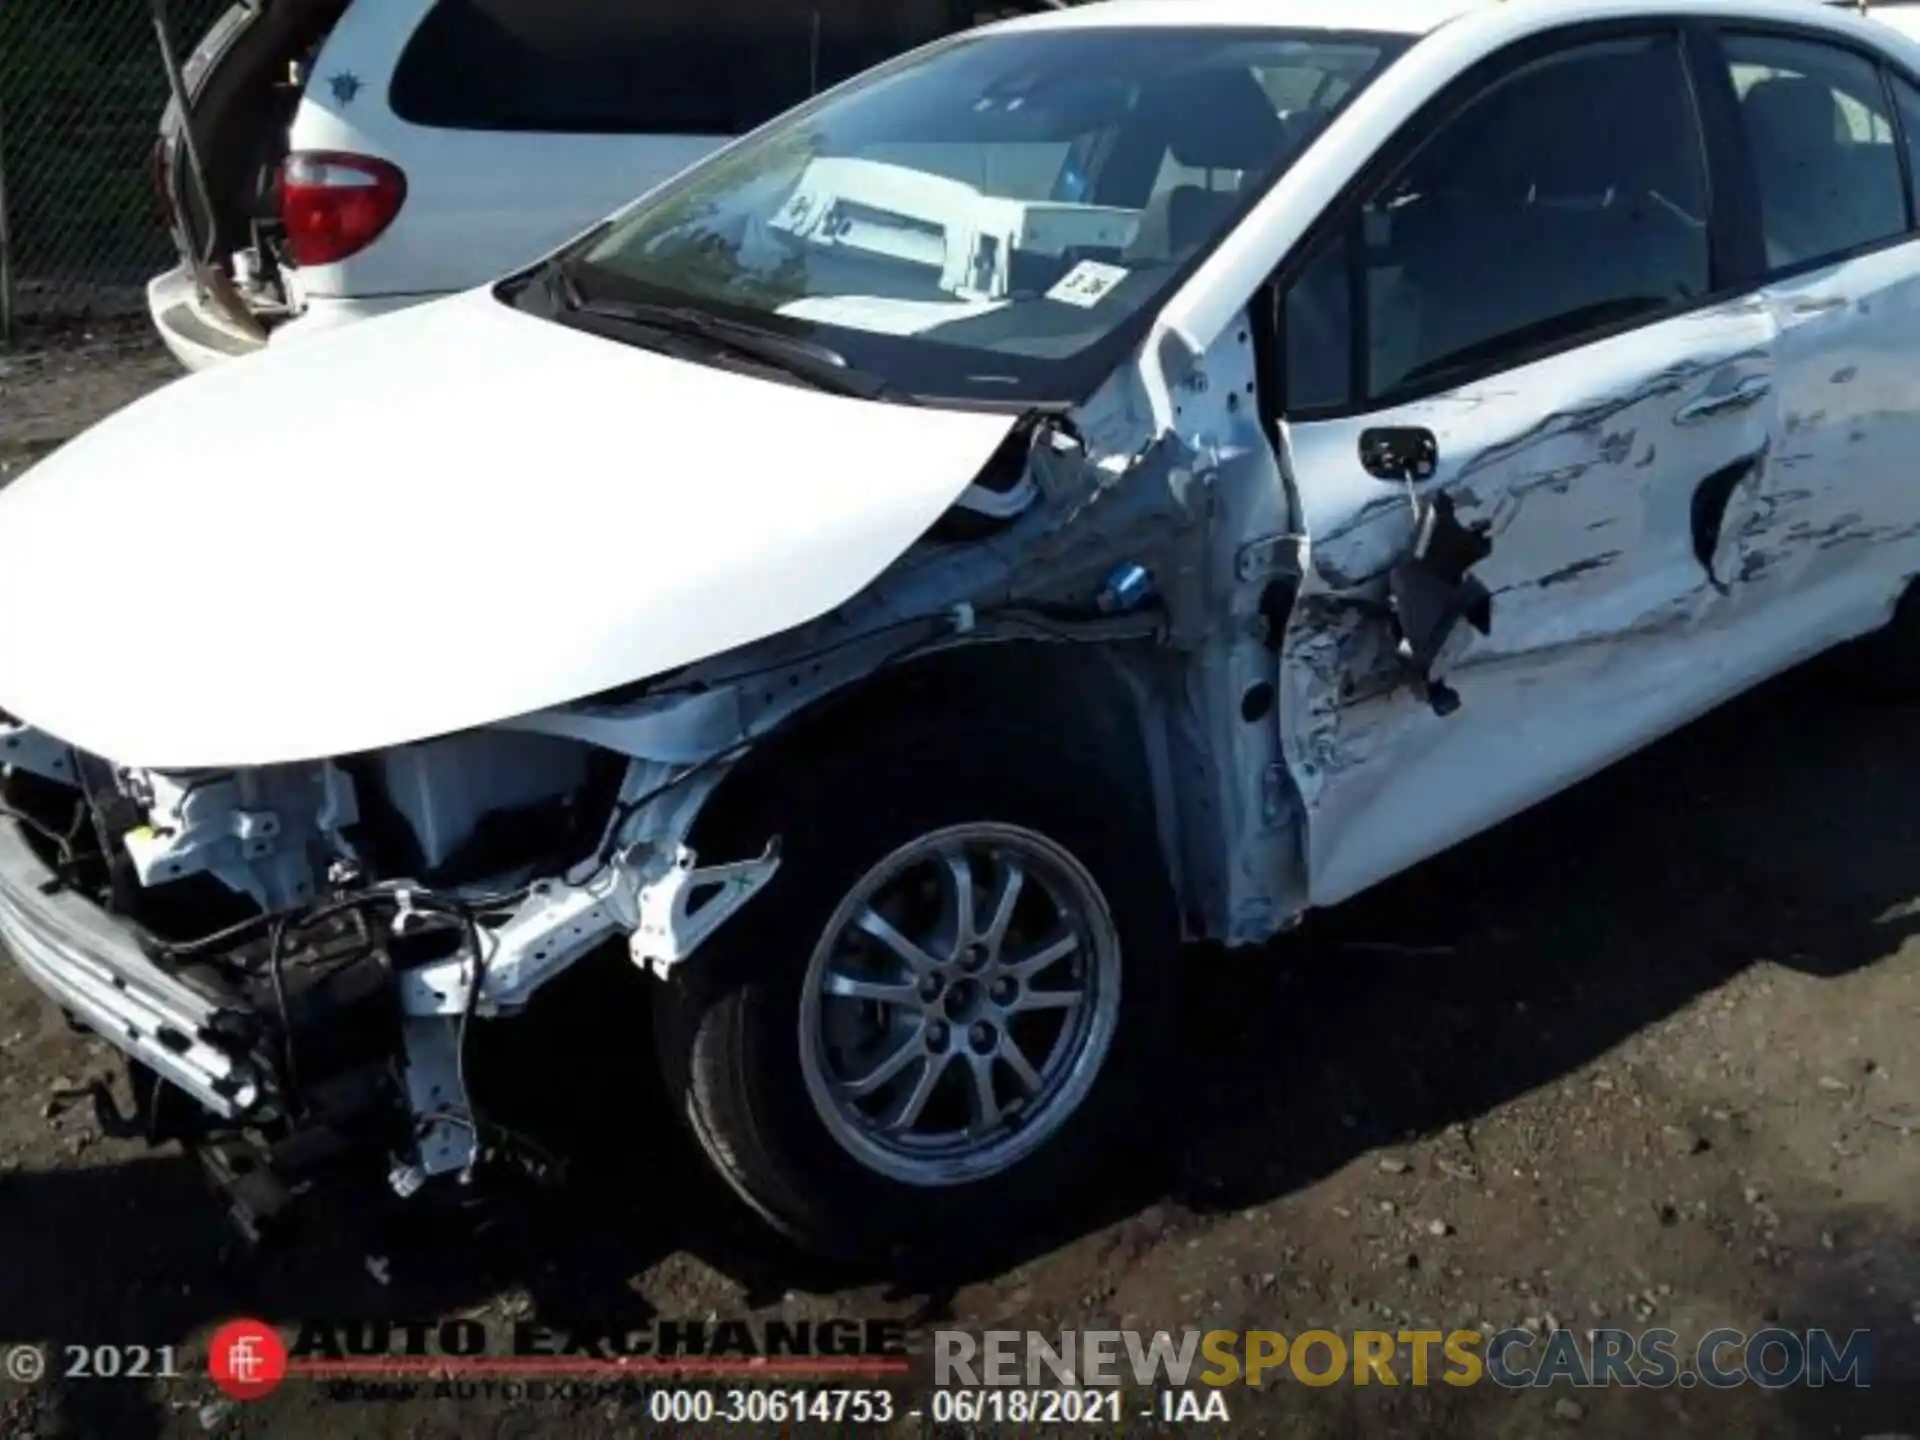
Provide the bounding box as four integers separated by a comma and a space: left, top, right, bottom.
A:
687, 638, 1195, 922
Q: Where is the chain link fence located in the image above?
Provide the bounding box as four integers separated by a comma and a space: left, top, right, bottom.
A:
0, 0, 227, 342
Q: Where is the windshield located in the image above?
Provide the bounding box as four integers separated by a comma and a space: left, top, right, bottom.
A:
553, 26, 1406, 405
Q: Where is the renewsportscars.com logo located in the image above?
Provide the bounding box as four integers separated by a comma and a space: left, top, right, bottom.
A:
934, 1326, 1874, 1389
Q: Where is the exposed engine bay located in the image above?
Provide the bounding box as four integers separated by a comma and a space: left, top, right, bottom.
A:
0, 295, 1355, 1233
0, 720, 755, 1230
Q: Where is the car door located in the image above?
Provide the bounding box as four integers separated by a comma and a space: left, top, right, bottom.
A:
1270, 27, 1782, 909
1704, 26, 1920, 615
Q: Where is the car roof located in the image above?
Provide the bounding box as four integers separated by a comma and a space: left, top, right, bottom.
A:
1827, 0, 1920, 36
1000, 0, 1488, 38
998, 0, 1918, 41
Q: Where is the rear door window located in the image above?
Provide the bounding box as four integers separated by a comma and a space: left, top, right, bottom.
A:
1720, 32, 1909, 270
390, 0, 978, 135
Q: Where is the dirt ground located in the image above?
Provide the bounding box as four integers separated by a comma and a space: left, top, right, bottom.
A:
1, 334, 1918, 1439
0, 321, 180, 481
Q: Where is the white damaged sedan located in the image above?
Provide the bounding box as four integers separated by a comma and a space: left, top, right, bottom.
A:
7, 0, 1920, 1259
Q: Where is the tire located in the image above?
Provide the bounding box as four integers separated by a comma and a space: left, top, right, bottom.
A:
652, 719, 1177, 1263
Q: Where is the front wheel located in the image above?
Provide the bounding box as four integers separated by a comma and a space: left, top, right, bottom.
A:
652, 725, 1176, 1262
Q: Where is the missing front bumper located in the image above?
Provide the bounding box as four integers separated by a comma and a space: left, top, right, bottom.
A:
0, 815, 264, 1116
0, 815, 431, 1235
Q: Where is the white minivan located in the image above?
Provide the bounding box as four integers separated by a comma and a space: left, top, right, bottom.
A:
148, 0, 1045, 371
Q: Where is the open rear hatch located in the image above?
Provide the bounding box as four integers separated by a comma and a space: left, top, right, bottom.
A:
151, 0, 351, 341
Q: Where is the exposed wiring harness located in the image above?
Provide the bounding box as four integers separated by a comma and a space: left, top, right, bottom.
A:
238, 737, 759, 1178
258, 885, 561, 1183
561, 740, 754, 885
447, 902, 564, 1185
0, 798, 88, 872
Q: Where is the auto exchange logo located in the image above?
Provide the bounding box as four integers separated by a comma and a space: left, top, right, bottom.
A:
208, 1320, 289, 1400
198, 1314, 911, 1401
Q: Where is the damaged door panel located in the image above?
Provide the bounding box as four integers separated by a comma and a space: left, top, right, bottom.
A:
1695, 31, 1920, 635
1267, 28, 1784, 908
1384, 488, 1493, 718
1715, 250, 1920, 600
1279, 301, 1779, 908
1690, 446, 1765, 593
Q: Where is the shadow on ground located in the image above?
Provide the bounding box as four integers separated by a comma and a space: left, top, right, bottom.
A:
2, 661, 1918, 1437
1169, 658, 1920, 1215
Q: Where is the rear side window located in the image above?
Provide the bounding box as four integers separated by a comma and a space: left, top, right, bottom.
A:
1283, 33, 1710, 410
1721, 33, 1908, 271
390, 0, 975, 135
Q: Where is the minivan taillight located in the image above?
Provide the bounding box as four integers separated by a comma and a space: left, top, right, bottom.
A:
279, 151, 407, 267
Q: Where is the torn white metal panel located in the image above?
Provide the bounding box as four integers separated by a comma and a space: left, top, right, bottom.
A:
394, 752, 771, 1015
121, 763, 359, 910
0, 720, 75, 786
0, 288, 1020, 770
927, 309, 1302, 941
1279, 298, 1781, 909
972, 341, 1296, 936
395, 1016, 477, 1186
1148, 313, 1303, 940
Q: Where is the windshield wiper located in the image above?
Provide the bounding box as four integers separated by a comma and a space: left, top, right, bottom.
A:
548, 263, 909, 404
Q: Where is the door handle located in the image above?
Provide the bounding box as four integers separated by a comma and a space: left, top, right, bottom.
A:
1675, 376, 1771, 425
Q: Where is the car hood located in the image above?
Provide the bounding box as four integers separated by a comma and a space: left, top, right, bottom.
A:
0, 289, 1019, 768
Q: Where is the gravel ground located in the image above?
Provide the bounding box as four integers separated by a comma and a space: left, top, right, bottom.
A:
0, 321, 181, 482
1, 336, 1918, 1439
